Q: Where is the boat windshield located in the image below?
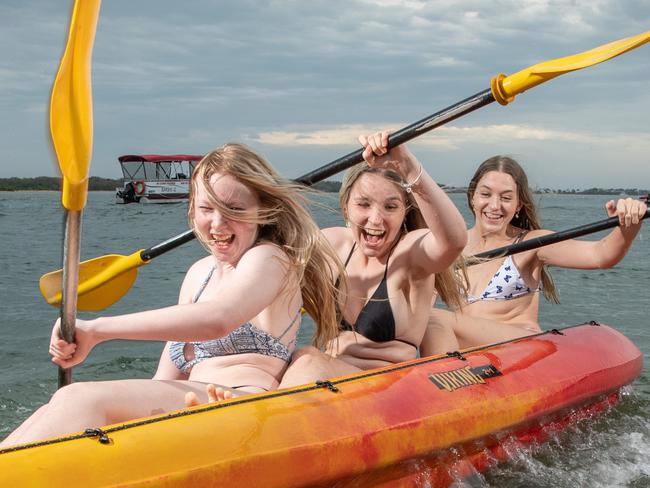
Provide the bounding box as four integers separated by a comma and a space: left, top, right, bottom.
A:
118, 155, 202, 181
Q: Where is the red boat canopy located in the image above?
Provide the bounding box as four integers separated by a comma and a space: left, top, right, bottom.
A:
117, 154, 204, 181
118, 154, 203, 163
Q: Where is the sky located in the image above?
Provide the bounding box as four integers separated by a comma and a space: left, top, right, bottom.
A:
1, 0, 649, 189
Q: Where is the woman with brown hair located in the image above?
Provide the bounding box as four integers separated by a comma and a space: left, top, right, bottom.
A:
420, 155, 646, 355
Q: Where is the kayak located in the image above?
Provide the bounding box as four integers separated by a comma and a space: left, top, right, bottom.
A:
0, 322, 642, 487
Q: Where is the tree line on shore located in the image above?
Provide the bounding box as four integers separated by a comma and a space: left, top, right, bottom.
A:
0, 176, 647, 196
0, 176, 120, 191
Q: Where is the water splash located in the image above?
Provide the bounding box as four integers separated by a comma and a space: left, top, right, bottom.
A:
480, 388, 650, 488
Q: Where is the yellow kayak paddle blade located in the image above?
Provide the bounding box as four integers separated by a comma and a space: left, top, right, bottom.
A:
49, 0, 102, 211
491, 30, 650, 105
39, 251, 147, 311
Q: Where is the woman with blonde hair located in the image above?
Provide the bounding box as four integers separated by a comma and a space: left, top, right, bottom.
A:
277, 130, 468, 388
420, 155, 646, 355
1, 143, 344, 447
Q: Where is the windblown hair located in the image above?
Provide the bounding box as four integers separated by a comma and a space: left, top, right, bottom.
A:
467, 155, 559, 303
188, 143, 345, 348
338, 163, 466, 310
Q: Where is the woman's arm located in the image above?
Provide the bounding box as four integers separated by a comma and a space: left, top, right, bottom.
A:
360, 131, 467, 274
50, 244, 294, 368
535, 198, 646, 269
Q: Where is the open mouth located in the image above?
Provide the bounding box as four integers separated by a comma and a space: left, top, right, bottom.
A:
208, 234, 235, 247
483, 212, 503, 222
361, 227, 386, 245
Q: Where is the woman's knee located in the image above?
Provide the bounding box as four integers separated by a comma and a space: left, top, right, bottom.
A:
289, 346, 322, 365
422, 309, 459, 356
280, 347, 331, 388
49, 381, 107, 410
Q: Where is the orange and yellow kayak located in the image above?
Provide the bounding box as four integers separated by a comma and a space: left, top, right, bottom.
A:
0, 322, 642, 487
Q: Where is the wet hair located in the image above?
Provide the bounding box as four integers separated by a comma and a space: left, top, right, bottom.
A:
188, 143, 345, 348
467, 155, 559, 303
338, 163, 466, 310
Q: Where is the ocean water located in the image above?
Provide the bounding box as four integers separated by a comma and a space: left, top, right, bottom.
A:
0, 190, 648, 487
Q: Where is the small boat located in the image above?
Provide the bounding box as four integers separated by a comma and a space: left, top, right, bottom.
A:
115, 154, 203, 204
0, 322, 641, 487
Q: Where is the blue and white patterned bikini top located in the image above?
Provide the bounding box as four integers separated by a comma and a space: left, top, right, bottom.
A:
169, 266, 302, 374
466, 233, 539, 304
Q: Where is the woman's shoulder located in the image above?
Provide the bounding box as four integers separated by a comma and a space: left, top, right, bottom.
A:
394, 228, 433, 256
187, 255, 216, 276
322, 226, 354, 251
239, 241, 306, 274
511, 228, 555, 268
179, 256, 216, 301
244, 241, 288, 260
400, 227, 430, 242
236, 242, 301, 290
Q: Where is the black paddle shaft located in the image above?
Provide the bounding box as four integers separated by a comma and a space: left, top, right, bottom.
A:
297, 89, 495, 185
473, 208, 649, 262
140, 88, 497, 261
142, 229, 196, 261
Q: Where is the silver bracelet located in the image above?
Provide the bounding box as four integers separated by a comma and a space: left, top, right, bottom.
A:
401, 164, 423, 194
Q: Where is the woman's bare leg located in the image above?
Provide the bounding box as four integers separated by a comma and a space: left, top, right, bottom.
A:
420, 310, 460, 357
0, 379, 227, 447
279, 346, 361, 389
1, 404, 50, 447
422, 309, 538, 352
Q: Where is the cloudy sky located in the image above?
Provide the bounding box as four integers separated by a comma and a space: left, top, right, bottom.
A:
1, 0, 649, 188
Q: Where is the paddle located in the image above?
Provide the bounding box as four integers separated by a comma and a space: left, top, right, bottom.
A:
470, 208, 649, 263
40, 30, 650, 312
49, 0, 102, 387
40, 230, 196, 312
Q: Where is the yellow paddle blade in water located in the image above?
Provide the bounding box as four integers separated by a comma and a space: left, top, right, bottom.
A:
491, 30, 650, 105
39, 251, 146, 311
50, 0, 102, 211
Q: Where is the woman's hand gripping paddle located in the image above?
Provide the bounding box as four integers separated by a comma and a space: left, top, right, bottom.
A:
49, 0, 102, 387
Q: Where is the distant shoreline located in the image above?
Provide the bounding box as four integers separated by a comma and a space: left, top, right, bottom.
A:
442, 187, 650, 196
0, 176, 121, 192
0, 177, 647, 196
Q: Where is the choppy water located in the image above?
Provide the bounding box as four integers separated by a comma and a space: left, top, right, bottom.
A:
0, 191, 648, 486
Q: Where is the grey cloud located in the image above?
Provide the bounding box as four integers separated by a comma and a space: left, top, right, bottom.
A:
0, 0, 648, 187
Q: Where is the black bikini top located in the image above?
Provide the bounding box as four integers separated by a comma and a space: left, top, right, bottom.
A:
338, 242, 417, 349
